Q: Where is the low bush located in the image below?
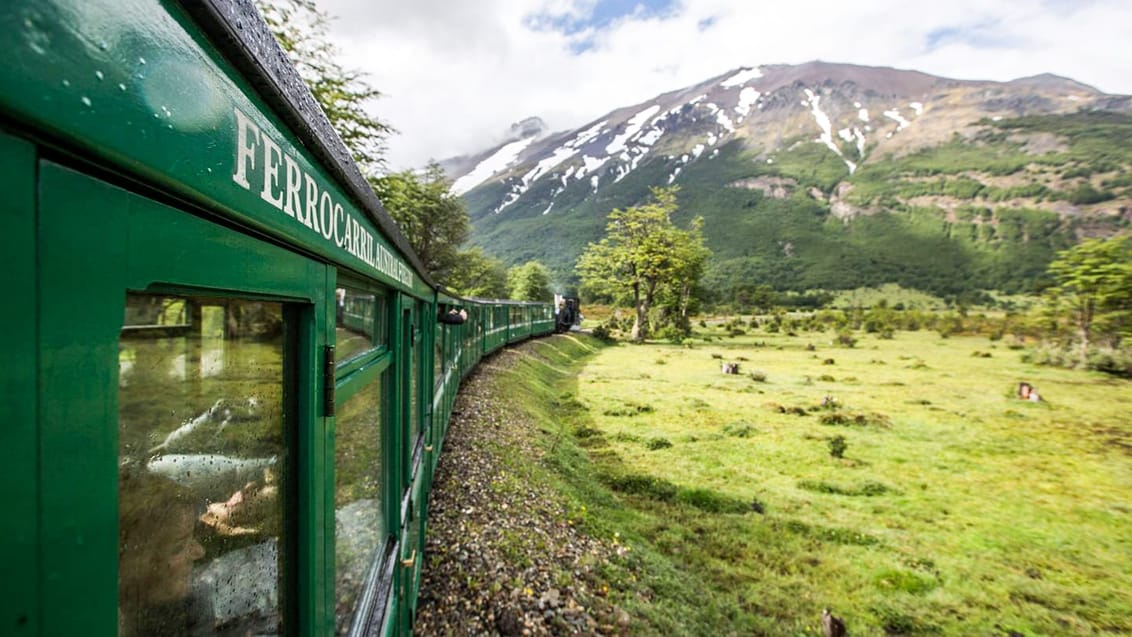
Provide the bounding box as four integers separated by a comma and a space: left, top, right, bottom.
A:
602, 401, 654, 416
591, 323, 615, 342
675, 488, 750, 514
722, 422, 756, 437
828, 435, 847, 458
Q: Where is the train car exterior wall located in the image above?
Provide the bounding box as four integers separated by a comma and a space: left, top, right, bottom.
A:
0, 1, 554, 635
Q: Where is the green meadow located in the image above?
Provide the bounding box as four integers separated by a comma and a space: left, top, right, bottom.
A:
524, 329, 1132, 635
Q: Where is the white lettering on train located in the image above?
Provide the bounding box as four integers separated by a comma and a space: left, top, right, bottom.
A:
230, 106, 413, 287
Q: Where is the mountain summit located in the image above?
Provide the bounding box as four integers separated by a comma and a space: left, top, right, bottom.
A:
450, 61, 1132, 296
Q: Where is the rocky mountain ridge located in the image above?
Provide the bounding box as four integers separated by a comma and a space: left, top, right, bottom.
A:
446, 61, 1132, 296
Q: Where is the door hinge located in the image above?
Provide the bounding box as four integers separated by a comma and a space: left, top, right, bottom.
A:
324, 345, 336, 417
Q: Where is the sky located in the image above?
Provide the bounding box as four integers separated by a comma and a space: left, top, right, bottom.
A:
308, 0, 1132, 171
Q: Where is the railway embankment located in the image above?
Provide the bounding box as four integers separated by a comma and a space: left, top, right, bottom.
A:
414, 334, 630, 636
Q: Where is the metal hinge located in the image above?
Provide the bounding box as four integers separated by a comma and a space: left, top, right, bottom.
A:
324, 345, 336, 417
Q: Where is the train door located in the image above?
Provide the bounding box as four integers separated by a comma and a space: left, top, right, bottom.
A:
395, 296, 427, 630
331, 282, 394, 635
33, 161, 331, 635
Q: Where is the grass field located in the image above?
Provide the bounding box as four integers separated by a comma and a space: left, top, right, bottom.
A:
540, 328, 1132, 635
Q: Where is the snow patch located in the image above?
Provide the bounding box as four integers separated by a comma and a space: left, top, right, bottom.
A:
909, 102, 924, 116
715, 109, 735, 133
590, 175, 600, 191
636, 127, 664, 146
451, 136, 536, 195
720, 67, 763, 88
582, 155, 609, 173
569, 120, 608, 148
605, 105, 661, 154
710, 149, 719, 158
692, 144, 705, 158
667, 166, 682, 184
706, 132, 718, 146
522, 145, 581, 188
858, 108, 869, 122
734, 87, 761, 116
883, 109, 910, 131
804, 88, 856, 174
838, 128, 854, 142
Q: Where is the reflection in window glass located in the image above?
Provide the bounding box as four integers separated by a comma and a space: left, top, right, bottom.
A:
336, 287, 381, 361
334, 376, 386, 634
434, 327, 444, 381
118, 294, 286, 637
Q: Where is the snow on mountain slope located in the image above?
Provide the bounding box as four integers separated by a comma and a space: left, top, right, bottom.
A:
446, 61, 1114, 218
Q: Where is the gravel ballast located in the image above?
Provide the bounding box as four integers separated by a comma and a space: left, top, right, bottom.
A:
413, 343, 629, 636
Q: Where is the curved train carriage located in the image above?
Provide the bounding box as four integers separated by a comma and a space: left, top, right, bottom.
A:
0, 1, 557, 635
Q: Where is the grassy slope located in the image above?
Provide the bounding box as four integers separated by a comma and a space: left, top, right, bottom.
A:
546, 329, 1132, 635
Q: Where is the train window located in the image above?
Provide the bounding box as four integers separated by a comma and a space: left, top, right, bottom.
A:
333, 372, 388, 634
118, 293, 288, 636
335, 286, 384, 362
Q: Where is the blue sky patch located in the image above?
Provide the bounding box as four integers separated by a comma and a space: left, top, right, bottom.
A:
526, 0, 679, 40
925, 20, 1021, 51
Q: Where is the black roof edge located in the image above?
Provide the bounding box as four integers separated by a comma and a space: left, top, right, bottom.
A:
178, 0, 434, 287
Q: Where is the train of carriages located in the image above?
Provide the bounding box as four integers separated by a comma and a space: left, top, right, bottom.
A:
0, 1, 578, 635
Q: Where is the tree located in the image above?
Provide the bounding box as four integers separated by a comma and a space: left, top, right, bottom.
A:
1047, 234, 1132, 365
257, 0, 393, 175
577, 187, 710, 341
507, 261, 554, 301
371, 163, 470, 280
660, 215, 710, 332
445, 248, 508, 298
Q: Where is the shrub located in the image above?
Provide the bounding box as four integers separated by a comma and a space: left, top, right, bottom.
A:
591, 323, 614, 342
1088, 348, 1132, 377
796, 479, 891, 496
821, 412, 891, 427
675, 488, 750, 514
723, 422, 756, 437
656, 324, 688, 343
602, 401, 654, 416
646, 437, 673, 450
749, 370, 768, 382
836, 330, 857, 347
829, 435, 847, 458
605, 473, 677, 501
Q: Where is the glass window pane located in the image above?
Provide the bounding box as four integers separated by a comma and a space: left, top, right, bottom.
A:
334, 376, 387, 634
336, 287, 379, 361
118, 294, 287, 636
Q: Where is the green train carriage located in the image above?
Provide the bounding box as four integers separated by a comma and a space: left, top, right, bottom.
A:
0, 1, 553, 635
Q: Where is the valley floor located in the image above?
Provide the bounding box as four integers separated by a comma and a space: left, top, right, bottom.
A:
417, 329, 1132, 635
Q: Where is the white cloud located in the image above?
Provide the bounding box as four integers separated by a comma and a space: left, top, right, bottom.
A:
309, 0, 1132, 170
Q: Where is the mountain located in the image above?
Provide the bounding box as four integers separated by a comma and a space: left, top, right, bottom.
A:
449, 62, 1132, 298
